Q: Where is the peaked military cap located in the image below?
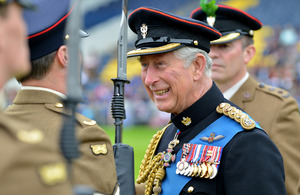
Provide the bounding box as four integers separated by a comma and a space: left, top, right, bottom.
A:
190, 5, 262, 44
24, 0, 88, 61
127, 7, 221, 57
0, 0, 35, 9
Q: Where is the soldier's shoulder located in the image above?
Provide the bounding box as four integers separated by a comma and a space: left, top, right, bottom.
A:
0, 113, 55, 149
0, 113, 72, 193
0, 113, 38, 138
255, 82, 293, 101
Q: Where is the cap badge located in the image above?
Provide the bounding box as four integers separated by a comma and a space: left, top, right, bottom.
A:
200, 132, 224, 143
140, 23, 148, 39
90, 144, 108, 155
38, 162, 68, 186
182, 117, 192, 126
206, 16, 216, 27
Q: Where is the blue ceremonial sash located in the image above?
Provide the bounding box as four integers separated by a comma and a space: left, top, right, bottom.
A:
160, 115, 261, 195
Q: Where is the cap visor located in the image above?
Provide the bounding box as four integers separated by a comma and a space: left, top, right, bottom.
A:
210, 32, 243, 44
127, 43, 183, 58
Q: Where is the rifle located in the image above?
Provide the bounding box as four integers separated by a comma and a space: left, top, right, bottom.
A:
60, 0, 93, 194
111, 0, 135, 194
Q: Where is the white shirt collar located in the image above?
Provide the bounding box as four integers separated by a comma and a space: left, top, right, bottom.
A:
223, 72, 249, 100
21, 86, 66, 99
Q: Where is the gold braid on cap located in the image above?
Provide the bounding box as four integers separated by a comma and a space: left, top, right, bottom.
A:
136, 124, 171, 195
216, 103, 256, 130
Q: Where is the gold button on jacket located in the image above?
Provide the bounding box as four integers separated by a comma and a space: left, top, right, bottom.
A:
187, 186, 194, 193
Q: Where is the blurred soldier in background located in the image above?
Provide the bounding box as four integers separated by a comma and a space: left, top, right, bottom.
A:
4, 0, 118, 194
128, 6, 286, 195
0, 0, 73, 194
191, 5, 300, 195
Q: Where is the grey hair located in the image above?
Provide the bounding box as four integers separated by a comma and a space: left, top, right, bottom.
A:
173, 46, 212, 77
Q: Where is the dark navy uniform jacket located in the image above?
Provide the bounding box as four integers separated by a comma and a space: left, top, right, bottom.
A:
156, 83, 286, 195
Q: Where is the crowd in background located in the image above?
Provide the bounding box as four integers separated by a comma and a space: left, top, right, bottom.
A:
250, 24, 300, 102
1, 24, 300, 128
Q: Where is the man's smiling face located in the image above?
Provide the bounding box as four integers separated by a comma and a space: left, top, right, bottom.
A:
139, 51, 196, 114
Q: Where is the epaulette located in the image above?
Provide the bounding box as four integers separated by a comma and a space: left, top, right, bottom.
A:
257, 82, 291, 99
216, 103, 256, 130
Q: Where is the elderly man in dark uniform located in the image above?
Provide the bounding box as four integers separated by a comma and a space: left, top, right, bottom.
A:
0, 0, 73, 194
4, 0, 118, 194
128, 7, 286, 195
191, 5, 300, 195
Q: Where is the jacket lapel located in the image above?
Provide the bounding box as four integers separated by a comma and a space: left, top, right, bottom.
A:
230, 76, 258, 109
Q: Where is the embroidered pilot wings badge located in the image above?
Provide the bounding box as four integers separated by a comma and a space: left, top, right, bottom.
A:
200, 132, 224, 143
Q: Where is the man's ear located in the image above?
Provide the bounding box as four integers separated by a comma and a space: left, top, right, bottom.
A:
56, 45, 69, 67
193, 53, 206, 81
243, 44, 256, 64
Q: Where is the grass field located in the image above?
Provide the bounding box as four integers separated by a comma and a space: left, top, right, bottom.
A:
101, 125, 163, 180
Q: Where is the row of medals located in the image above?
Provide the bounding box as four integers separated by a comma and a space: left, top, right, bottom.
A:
176, 161, 218, 179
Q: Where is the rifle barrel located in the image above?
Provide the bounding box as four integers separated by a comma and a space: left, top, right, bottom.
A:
112, 0, 129, 144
